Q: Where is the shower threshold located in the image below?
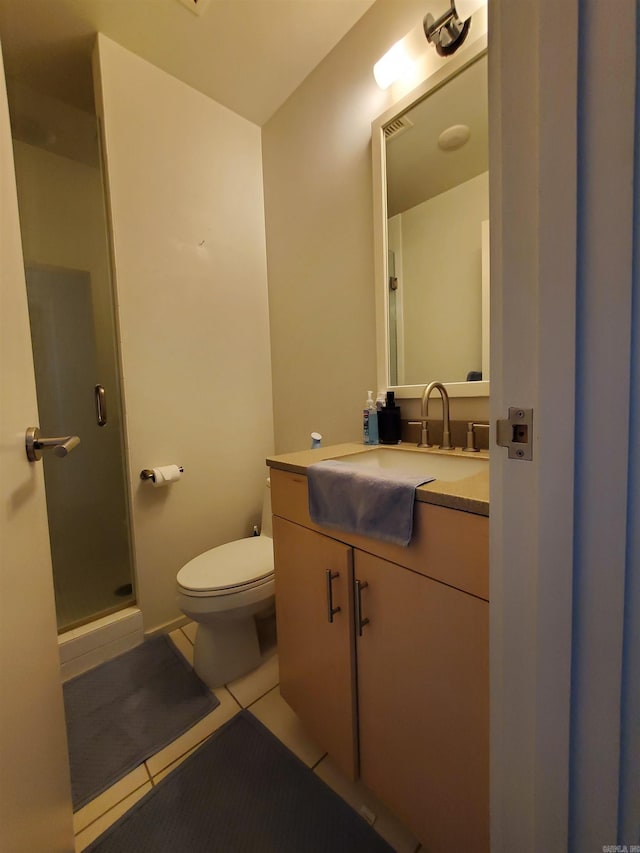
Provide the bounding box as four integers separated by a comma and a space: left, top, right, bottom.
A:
58, 606, 143, 682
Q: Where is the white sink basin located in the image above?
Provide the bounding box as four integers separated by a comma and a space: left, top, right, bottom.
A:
336, 448, 488, 482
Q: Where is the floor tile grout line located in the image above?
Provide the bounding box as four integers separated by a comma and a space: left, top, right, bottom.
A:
179, 627, 194, 645
225, 685, 242, 706
74, 779, 150, 836
229, 679, 280, 710
245, 682, 279, 710
151, 717, 234, 784
148, 703, 243, 779
223, 685, 244, 710
310, 752, 329, 771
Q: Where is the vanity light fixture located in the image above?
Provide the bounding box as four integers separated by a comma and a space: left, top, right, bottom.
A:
373, 23, 426, 90
424, 0, 486, 56
373, 0, 486, 89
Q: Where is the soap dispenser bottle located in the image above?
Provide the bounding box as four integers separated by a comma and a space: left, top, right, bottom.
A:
378, 390, 401, 445
363, 391, 379, 445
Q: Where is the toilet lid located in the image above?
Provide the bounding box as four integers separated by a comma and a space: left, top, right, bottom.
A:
177, 536, 274, 594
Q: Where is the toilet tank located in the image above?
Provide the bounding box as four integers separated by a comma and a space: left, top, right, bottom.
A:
260, 477, 272, 538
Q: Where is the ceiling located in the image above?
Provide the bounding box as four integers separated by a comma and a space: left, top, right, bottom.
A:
386, 53, 488, 216
0, 0, 375, 126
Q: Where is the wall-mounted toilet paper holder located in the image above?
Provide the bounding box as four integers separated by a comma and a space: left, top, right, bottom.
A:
140, 466, 184, 482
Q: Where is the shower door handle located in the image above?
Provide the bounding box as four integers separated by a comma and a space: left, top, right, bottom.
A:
95, 384, 107, 426
25, 427, 80, 461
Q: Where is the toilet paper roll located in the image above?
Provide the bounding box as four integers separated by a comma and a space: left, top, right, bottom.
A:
151, 465, 182, 488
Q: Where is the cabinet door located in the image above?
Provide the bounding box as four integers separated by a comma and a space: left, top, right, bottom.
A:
273, 516, 357, 779
355, 550, 489, 853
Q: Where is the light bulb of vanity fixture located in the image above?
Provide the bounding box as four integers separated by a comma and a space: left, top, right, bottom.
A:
373, 41, 411, 89
373, 20, 429, 90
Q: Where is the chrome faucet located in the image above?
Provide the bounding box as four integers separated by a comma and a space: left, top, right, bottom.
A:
414, 381, 453, 450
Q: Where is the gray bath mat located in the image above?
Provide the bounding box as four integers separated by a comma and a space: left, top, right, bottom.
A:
85, 711, 394, 852
64, 634, 219, 810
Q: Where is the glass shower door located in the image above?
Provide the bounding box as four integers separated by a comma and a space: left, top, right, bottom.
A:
8, 78, 134, 632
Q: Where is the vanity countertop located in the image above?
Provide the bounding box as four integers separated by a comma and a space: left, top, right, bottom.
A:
266, 442, 489, 517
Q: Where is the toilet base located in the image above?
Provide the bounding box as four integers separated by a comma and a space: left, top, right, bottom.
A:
193, 615, 263, 688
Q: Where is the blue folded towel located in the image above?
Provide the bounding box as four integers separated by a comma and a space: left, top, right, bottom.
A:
307, 460, 435, 547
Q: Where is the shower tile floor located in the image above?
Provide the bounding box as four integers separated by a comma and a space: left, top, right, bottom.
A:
72, 624, 423, 853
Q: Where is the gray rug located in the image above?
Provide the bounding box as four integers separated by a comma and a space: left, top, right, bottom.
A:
64, 635, 219, 810
85, 711, 395, 852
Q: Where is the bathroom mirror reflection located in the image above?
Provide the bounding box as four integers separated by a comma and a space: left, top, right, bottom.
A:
376, 49, 489, 392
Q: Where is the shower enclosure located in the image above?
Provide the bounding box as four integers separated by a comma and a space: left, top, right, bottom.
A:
7, 77, 134, 632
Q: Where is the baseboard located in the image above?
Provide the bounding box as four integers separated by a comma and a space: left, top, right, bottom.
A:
143, 613, 190, 640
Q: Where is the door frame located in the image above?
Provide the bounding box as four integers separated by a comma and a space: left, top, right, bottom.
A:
489, 0, 578, 849
489, 0, 638, 849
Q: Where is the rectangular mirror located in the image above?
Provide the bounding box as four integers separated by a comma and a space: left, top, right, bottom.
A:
372, 37, 489, 398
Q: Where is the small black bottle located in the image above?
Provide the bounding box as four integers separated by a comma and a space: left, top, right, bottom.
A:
377, 391, 401, 445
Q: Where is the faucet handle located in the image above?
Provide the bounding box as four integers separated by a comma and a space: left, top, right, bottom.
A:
463, 421, 489, 452
463, 421, 479, 452
408, 419, 433, 448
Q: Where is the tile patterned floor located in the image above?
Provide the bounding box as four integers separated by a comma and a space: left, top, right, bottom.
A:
73, 624, 422, 853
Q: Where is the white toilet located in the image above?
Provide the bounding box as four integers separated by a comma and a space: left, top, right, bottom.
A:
176, 479, 274, 688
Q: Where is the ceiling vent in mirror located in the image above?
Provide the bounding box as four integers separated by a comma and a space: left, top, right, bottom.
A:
384, 116, 414, 142
176, 0, 211, 16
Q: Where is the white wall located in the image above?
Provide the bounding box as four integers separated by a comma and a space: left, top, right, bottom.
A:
94, 35, 274, 632
262, 0, 488, 453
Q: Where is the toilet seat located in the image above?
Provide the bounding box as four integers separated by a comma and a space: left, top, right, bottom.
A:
177, 536, 274, 598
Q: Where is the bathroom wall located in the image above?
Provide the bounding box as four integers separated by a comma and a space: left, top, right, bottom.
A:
94, 35, 274, 633
262, 0, 488, 453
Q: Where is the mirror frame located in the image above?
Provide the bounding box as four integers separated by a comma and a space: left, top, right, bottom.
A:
372, 33, 489, 399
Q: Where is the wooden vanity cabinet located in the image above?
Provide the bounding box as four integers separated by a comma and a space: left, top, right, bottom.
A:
355, 550, 489, 852
270, 466, 489, 852
272, 515, 358, 780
